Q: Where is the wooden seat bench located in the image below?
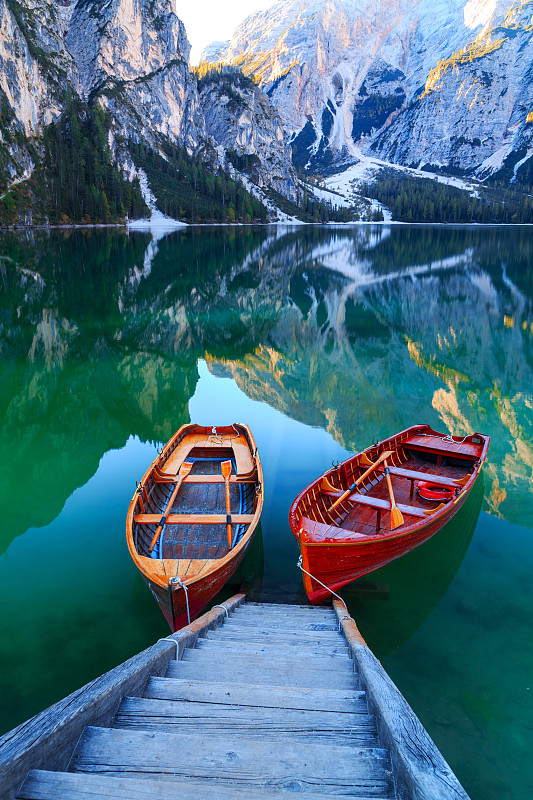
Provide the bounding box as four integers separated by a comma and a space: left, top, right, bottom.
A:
134, 514, 255, 525
322, 490, 429, 518
387, 466, 468, 488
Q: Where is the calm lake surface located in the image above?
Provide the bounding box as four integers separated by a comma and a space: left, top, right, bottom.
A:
1, 224, 532, 799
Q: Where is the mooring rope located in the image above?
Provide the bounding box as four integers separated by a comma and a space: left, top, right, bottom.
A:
157, 636, 180, 658
170, 576, 191, 625
296, 555, 350, 623
211, 604, 230, 617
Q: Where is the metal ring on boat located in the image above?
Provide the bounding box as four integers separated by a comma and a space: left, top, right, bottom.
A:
416, 481, 456, 502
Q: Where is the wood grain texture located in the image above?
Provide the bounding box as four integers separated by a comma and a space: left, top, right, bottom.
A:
332, 600, 471, 800
113, 696, 378, 745
70, 726, 395, 796
144, 677, 366, 713
19, 770, 394, 800
0, 594, 245, 800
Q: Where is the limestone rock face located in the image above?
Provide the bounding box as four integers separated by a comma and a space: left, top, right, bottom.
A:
205, 0, 533, 179
0, 0, 75, 135
66, 0, 204, 148
198, 73, 297, 199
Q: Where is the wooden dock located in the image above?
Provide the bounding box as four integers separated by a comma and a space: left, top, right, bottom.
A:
0, 594, 470, 800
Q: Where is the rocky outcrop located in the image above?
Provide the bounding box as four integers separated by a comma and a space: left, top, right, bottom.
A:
198, 70, 297, 200
372, 0, 533, 178
66, 0, 204, 150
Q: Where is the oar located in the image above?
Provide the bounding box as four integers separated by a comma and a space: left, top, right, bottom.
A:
329, 450, 393, 513
148, 461, 193, 554
221, 460, 233, 548
383, 459, 404, 530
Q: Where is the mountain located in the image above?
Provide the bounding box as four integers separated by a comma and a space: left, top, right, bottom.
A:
0, 0, 296, 225
205, 0, 533, 183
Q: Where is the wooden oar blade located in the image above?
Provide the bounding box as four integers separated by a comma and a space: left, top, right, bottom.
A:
179, 461, 194, 477
221, 459, 232, 479
390, 506, 404, 530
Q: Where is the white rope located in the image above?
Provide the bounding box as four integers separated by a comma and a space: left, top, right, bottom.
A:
417, 432, 470, 444
296, 555, 349, 621
211, 604, 229, 617
170, 577, 190, 625
157, 636, 180, 657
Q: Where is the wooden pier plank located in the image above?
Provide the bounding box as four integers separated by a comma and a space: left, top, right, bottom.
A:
144, 677, 367, 713
19, 770, 394, 800
194, 639, 349, 658
70, 726, 395, 796
166, 657, 358, 690
113, 696, 378, 745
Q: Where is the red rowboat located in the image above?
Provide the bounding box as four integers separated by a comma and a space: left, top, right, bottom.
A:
289, 424, 489, 604
126, 423, 263, 630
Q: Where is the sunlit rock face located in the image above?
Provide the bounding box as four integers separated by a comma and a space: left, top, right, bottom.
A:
205, 0, 533, 178
0, 0, 75, 135
66, 0, 204, 148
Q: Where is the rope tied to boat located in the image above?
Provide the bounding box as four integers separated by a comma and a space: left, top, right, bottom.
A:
296, 555, 350, 624
170, 576, 190, 625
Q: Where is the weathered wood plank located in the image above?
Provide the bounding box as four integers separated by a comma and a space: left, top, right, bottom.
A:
195, 639, 349, 658
181, 648, 353, 672
245, 602, 333, 613
223, 618, 338, 631
113, 696, 378, 745
70, 726, 395, 796
144, 677, 366, 713
19, 770, 394, 800
204, 629, 342, 646
332, 599, 470, 800
0, 595, 246, 800
166, 658, 358, 690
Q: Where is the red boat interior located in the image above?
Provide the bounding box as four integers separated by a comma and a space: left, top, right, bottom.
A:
294, 429, 485, 538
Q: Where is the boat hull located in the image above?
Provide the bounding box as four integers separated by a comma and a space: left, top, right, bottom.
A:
290, 424, 489, 604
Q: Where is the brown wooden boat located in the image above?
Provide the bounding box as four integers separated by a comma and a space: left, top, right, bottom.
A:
126, 423, 263, 630
289, 424, 490, 604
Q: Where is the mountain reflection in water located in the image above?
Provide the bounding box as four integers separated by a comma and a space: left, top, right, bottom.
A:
1, 224, 531, 550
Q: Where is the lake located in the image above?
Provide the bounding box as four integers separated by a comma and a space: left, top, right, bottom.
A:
0, 224, 531, 799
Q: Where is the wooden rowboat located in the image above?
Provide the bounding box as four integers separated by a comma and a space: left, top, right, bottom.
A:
289, 424, 489, 604
126, 423, 263, 630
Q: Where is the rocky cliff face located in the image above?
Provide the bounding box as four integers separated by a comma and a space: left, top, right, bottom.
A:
65, 0, 203, 150
198, 70, 297, 199
205, 0, 533, 180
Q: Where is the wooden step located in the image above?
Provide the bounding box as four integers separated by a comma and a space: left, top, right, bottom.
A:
180, 647, 353, 672
203, 628, 342, 646
244, 602, 333, 613
194, 639, 349, 659
113, 696, 378, 746
232, 606, 336, 620
235, 604, 334, 616
145, 677, 366, 713
166, 658, 358, 690
18, 769, 395, 800
222, 617, 339, 632
69, 726, 395, 796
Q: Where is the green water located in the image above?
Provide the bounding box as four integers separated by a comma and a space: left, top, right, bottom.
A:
1, 225, 532, 799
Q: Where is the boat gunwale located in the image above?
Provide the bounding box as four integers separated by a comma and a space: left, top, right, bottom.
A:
289, 424, 490, 548
126, 422, 263, 591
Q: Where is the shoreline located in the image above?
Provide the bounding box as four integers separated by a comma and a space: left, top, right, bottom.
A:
1, 220, 533, 232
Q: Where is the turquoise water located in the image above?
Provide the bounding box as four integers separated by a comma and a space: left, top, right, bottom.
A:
0, 225, 532, 798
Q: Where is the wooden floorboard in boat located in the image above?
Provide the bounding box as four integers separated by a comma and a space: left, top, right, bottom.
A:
336, 457, 470, 534
160, 458, 244, 561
